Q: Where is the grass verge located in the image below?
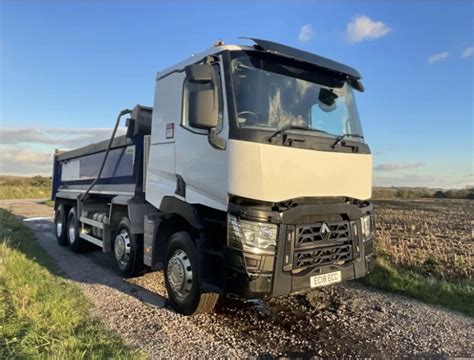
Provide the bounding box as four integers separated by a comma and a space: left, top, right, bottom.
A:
0, 186, 51, 200
41, 199, 55, 207
0, 209, 145, 359
0, 176, 51, 200
360, 256, 473, 317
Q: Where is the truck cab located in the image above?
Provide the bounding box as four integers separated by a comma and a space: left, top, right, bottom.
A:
52, 38, 375, 315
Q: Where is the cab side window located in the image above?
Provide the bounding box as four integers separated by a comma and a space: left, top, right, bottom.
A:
182, 63, 223, 133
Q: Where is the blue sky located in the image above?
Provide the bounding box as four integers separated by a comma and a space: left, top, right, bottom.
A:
0, 0, 473, 188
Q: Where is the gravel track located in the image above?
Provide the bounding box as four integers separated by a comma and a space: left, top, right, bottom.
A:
1, 199, 472, 358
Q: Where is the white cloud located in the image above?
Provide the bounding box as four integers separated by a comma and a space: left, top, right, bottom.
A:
373, 173, 474, 189
461, 46, 474, 58
0, 127, 126, 176
346, 15, 391, 43
427, 51, 449, 64
298, 24, 314, 43
0, 147, 52, 176
374, 162, 425, 171
0, 127, 125, 148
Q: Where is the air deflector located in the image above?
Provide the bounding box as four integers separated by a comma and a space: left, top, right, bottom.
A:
241, 37, 364, 91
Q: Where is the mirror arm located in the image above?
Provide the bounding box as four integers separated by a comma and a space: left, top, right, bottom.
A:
208, 128, 226, 150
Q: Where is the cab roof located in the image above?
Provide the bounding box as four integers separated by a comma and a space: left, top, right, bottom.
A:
157, 38, 364, 90
243, 37, 362, 79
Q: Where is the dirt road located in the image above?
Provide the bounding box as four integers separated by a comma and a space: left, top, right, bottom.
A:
1, 199, 472, 358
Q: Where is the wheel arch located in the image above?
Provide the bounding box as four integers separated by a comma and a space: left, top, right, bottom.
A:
152, 196, 226, 268
110, 195, 157, 235
109, 203, 129, 237
153, 213, 197, 265
159, 196, 204, 231
54, 196, 76, 211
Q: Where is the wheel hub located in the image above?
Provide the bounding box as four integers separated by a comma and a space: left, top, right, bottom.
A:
68, 219, 76, 244
167, 249, 193, 299
114, 230, 131, 266
56, 215, 63, 237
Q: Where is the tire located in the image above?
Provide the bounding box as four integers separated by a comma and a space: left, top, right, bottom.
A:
55, 205, 68, 246
113, 218, 144, 278
66, 207, 86, 252
164, 231, 219, 315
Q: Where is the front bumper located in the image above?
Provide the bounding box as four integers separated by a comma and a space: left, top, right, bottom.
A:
223, 199, 375, 299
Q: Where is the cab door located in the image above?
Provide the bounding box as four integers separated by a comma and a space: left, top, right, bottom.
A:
175, 58, 228, 211
146, 71, 185, 208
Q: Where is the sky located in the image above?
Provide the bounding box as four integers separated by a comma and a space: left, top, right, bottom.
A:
0, 0, 473, 188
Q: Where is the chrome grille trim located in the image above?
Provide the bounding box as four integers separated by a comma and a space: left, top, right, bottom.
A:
295, 221, 350, 248
291, 220, 354, 270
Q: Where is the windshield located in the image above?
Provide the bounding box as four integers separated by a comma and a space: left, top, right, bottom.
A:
230, 53, 364, 139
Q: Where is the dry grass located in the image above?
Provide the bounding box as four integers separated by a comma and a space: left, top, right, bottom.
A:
373, 199, 473, 281
0, 186, 51, 200
0, 176, 51, 200
0, 209, 145, 359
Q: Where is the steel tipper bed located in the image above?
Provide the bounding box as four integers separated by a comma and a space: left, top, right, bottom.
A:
52, 105, 157, 255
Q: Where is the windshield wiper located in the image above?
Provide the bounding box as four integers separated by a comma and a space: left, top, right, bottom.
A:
331, 133, 364, 148
267, 124, 327, 143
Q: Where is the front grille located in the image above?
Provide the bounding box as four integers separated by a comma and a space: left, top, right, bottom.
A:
292, 221, 353, 270
294, 244, 352, 268
295, 221, 350, 247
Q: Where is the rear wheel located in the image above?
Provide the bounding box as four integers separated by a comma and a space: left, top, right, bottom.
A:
164, 231, 219, 315
113, 218, 144, 278
55, 205, 68, 246
67, 207, 85, 252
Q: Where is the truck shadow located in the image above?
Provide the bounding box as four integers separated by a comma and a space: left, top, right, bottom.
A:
21, 217, 173, 312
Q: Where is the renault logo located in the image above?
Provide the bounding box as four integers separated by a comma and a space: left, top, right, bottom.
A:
320, 223, 331, 240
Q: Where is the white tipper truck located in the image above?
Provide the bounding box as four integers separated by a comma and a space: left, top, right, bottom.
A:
52, 38, 375, 315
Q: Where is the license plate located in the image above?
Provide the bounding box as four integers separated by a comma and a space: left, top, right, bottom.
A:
310, 271, 341, 288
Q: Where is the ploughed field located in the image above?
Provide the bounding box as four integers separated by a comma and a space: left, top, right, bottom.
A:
373, 199, 473, 281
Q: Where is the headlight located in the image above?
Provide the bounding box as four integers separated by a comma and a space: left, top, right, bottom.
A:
360, 214, 372, 240
228, 215, 278, 252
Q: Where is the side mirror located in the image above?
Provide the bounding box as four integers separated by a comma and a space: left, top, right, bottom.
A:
188, 89, 219, 130
318, 88, 338, 106
185, 64, 214, 83
125, 117, 136, 139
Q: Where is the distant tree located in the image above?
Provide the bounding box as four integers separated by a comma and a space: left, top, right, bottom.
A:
433, 188, 474, 200
467, 188, 474, 200
395, 189, 407, 199
31, 176, 50, 187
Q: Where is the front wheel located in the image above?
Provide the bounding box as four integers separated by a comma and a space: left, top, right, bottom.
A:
164, 231, 219, 315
